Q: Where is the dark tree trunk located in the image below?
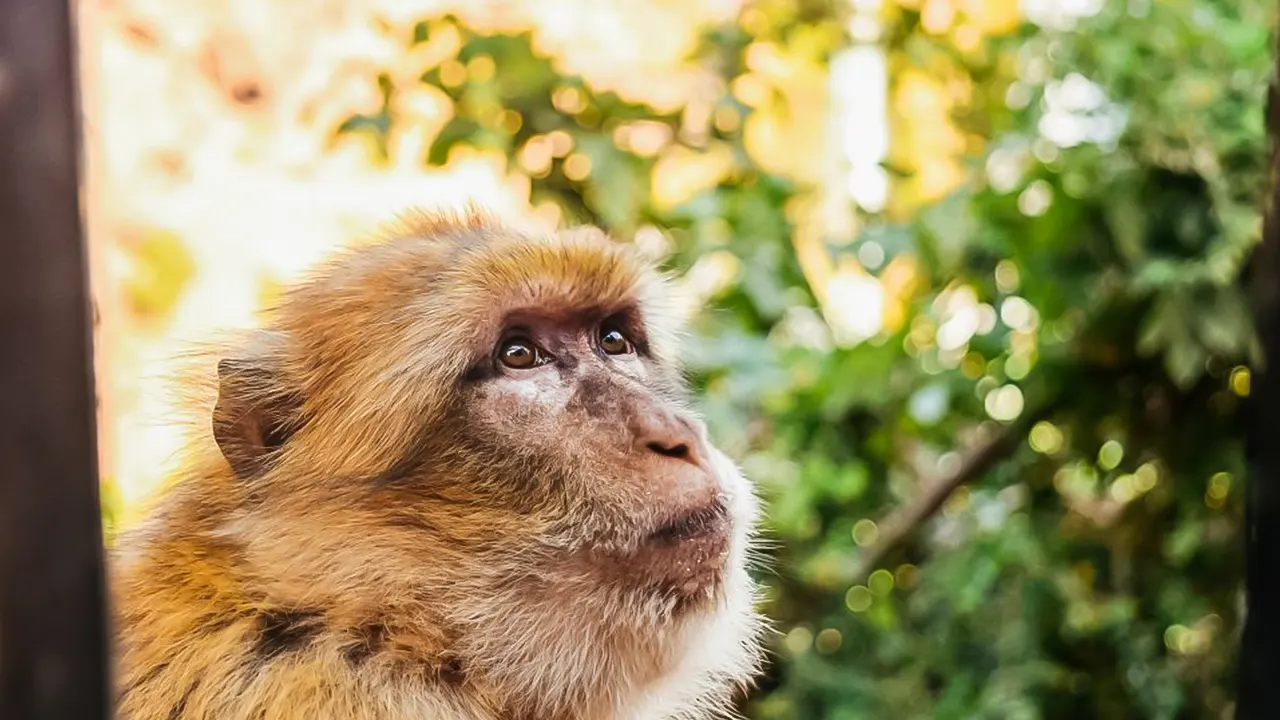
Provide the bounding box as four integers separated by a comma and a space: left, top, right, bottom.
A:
0, 0, 112, 718
1239, 17, 1280, 719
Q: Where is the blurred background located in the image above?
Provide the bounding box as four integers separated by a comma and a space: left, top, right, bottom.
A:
82, 0, 1271, 716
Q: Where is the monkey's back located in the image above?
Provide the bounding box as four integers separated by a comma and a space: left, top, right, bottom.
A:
110, 483, 501, 720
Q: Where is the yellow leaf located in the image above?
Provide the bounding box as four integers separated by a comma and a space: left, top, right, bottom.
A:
119, 229, 196, 328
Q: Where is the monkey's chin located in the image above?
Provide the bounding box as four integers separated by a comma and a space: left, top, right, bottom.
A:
633, 500, 733, 604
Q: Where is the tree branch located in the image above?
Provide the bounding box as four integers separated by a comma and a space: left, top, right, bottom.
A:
851, 402, 1055, 583
1236, 12, 1280, 715
0, 0, 111, 716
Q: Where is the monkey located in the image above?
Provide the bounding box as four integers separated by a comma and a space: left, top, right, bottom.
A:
109, 208, 768, 720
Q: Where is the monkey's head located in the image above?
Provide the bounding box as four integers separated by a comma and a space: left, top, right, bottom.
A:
202, 211, 763, 711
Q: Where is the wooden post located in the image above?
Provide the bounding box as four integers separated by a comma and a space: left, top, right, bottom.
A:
0, 0, 112, 717
1239, 18, 1280, 719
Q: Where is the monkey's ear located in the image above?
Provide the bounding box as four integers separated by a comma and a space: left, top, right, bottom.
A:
212, 347, 302, 479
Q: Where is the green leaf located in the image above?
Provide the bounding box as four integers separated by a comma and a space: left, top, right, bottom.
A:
411, 20, 430, 45
426, 116, 481, 166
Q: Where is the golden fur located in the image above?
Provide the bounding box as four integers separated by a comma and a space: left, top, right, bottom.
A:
110, 208, 766, 719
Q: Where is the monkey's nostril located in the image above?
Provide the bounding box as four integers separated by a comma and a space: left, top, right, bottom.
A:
647, 442, 689, 460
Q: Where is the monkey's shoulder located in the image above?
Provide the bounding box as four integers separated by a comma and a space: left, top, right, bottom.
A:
113, 599, 492, 720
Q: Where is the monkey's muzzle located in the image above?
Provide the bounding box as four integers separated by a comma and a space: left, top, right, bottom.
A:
646, 497, 730, 547
633, 494, 733, 599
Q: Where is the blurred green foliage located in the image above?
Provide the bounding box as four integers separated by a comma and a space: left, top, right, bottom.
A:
339, 0, 1273, 716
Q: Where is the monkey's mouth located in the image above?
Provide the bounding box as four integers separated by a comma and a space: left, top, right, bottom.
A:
645, 499, 730, 547
631, 498, 732, 603
574, 497, 732, 604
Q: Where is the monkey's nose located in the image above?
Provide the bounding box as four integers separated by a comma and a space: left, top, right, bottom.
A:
647, 440, 690, 460
635, 406, 708, 470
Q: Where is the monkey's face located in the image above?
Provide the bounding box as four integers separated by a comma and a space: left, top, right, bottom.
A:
211, 222, 758, 621
450, 306, 756, 610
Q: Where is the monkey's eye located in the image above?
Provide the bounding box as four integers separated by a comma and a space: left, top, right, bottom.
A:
599, 326, 634, 355
498, 338, 544, 369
